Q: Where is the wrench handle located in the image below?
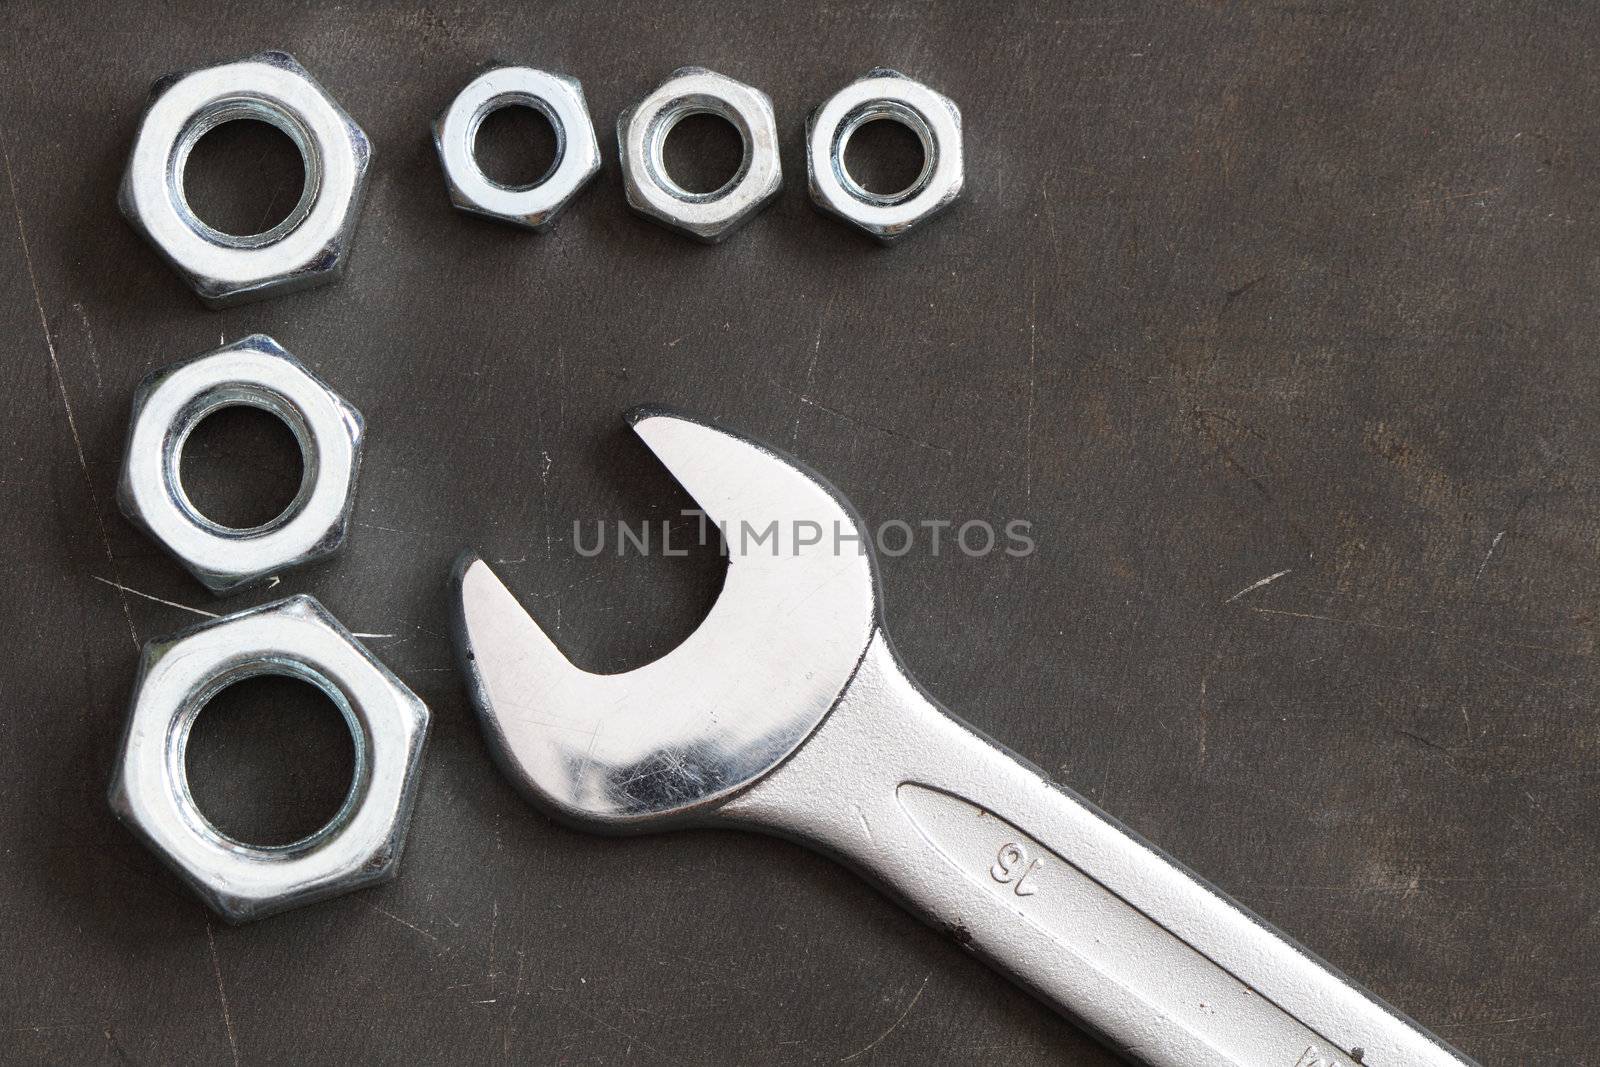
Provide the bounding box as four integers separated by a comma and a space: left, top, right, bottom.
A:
722, 632, 1473, 1067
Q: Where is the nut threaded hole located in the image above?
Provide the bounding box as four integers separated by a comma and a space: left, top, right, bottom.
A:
661, 111, 744, 196
842, 117, 927, 199
178, 404, 306, 532
474, 102, 561, 189
181, 118, 307, 239
184, 674, 358, 849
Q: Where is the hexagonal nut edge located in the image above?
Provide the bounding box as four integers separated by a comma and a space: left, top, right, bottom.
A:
116, 334, 365, 596
618, 68, 783, 244
107, 595, 430, 922
806, 68, 964, 242
431, 66, 601, 231
117, 51, 374, 307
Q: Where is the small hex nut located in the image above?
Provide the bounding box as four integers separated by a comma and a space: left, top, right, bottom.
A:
109, 596, 430, 923
119, 50, 373, 307
433, 66, 601, 231
807, 68, 964, 242
619, 67, 783, 243
117, 334, 364, 596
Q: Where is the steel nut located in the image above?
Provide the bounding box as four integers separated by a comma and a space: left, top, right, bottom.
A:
109, 596, 430, 923
619, 67, 782, 243
117, 334, 364, 596
119, 50, 373, 307
807, 68, 963, 242
433, 66, 600, 230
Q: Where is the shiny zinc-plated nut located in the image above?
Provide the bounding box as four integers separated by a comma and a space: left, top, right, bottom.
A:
807, 69, 963, 242
619, 67, 782, 243
108, 595, 430, 923
117, 334, 364, 596
433, 66, 600, 230
119, 51, 373, 307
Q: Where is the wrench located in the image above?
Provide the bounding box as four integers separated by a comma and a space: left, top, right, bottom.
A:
453, 408, 1474, 1067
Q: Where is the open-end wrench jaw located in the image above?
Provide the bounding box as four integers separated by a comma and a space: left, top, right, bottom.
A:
452, 406, 881, 831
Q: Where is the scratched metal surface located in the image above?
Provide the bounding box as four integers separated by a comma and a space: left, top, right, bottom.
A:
2, 2, 1597, 1064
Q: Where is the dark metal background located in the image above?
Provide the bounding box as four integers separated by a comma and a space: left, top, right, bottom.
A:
3, 2, 1598, 1063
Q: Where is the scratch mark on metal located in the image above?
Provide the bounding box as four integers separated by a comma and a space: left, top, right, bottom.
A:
71, 303, 104, 390
204, 921, 240, 1067
792, 294, 833, 446
1224, 568, 1292, 604
1474, 531, 1505, 580
841, 974, 930, 1062
1025, 274, 1037, 501
3, 123, 139, 651
358, 898, 442, 945
92, 576, 219, 619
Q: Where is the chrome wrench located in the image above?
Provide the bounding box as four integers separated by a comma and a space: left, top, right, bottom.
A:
453, 408, 1474, 1066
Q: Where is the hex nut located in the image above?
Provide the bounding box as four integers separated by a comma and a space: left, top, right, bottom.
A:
119, 50, 373, 307
108, 595, 430, 923
807, 68, 963, 242
618, 67, 782, 243
117, 334, 364, 596
433, 66, 601, 230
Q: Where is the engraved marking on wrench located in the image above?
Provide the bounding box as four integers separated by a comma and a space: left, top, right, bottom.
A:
991, 841, 1043, 896
896, 783, 1366, 1064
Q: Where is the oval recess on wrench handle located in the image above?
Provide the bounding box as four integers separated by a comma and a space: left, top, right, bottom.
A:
897, 783, 1361, 1066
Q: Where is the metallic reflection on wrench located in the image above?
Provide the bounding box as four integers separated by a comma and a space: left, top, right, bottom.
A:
452, 408, 1475, 1067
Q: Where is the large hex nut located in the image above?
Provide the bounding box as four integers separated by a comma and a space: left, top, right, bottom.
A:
117, 334, 364, 596
109, 596, 430, 923
618, 67, 782, 243
433, 66, 601, 231
119, 51, 373, 307
807, 69, 964, 242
